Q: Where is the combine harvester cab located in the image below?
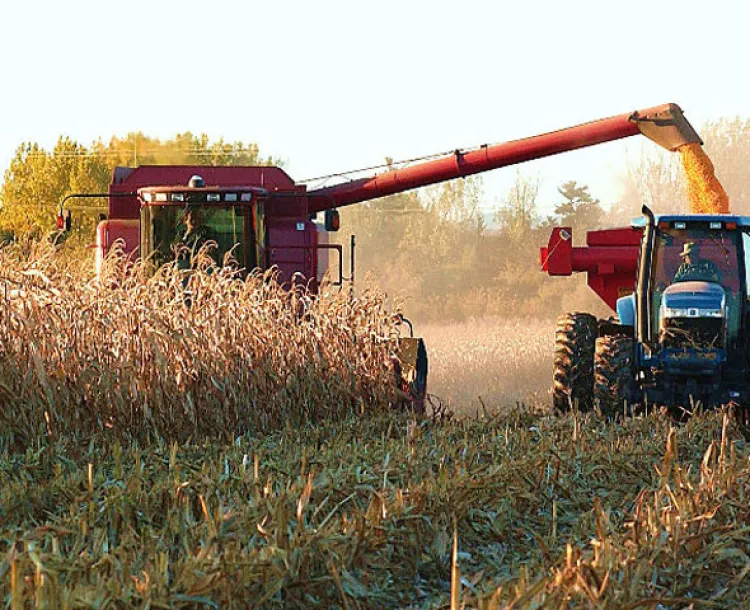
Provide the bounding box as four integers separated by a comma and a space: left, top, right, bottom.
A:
96, 165, 339, 291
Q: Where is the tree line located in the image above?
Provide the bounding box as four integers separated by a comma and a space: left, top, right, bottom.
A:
334, 173, 607, 321
0, 134, 276, 239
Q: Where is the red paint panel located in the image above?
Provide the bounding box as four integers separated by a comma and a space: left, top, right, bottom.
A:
542, 225, 640, 311
95, 219, 140, 276
542, 227, 573, 275
266, 218, 318, 288
586, 227, 643, 247
588, 272, 635, 310
571, 245, 638, 310
108, 165, 300, 219
571, 246, 639, 273
265, 195, 307, 218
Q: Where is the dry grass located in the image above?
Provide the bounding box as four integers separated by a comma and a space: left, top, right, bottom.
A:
1, 406, 749, 608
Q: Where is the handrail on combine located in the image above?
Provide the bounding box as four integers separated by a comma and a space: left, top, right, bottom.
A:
271, 243, 346, 286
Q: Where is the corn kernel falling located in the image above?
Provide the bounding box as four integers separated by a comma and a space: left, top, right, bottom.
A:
678, 143, 729, 214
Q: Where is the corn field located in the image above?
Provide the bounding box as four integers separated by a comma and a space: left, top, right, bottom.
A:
1, 244, 749, 608
2, 405, 749, 608
0, 243, 402, 451
419, 319, 550, 411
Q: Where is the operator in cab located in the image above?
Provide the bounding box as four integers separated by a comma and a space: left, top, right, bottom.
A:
175, 206, 216, 269
673, 242, 721, 283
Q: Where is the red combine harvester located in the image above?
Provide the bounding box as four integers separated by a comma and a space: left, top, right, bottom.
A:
62, 103, 703, 412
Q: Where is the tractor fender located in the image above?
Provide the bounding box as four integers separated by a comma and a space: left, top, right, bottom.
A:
616, 294, 636, 328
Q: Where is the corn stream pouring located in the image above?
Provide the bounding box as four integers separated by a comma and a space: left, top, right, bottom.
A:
679, 142, 730, 214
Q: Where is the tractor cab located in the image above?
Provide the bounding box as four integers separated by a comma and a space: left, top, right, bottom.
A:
138, 176, 266, 275
643, 217, 745, 374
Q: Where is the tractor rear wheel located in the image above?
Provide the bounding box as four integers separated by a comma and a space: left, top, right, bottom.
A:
553, 312, 597, 412
594, 335, 634, 417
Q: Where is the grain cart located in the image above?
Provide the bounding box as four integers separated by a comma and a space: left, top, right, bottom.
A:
59, 103, 704, 411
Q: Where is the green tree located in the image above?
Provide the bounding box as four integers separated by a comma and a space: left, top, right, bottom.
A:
0, 133, 275, 239
554, 181, 603, 231
493, 170, 540, 243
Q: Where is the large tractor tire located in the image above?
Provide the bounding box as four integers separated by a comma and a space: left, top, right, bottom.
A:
553, 312, 597, 412
594, 335, 633, 417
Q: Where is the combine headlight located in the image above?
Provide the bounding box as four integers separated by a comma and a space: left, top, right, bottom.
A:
207, 193, 221, 202
674, 221, 687, 229
709, 221, 722, 229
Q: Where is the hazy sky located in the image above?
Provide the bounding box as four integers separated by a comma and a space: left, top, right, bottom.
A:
1, 0, 747, 215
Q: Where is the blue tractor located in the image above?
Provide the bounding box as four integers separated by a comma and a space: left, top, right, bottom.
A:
543, 208, 750, 414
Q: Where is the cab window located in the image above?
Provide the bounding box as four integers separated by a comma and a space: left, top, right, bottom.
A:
651, 227, 741, 339
142, 205, 255, 271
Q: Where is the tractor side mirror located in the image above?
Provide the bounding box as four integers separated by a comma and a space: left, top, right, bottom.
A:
324, 209, 340, 232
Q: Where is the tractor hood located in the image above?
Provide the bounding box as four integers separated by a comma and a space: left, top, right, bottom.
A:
658, 281, 727, 376
661, 281, 725, 318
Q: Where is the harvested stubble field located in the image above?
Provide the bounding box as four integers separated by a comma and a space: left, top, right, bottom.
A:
1, 244, 750, 609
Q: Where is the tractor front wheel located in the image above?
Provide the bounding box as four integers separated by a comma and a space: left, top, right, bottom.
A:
594, 335, 634, 417
553, 312, 597, 412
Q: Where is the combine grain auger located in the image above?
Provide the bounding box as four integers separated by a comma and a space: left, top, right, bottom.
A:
59, 103, 709, 413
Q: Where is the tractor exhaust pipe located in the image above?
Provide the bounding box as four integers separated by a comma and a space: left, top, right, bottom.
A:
637, 205, 656, 349
629, 103, 703, 151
